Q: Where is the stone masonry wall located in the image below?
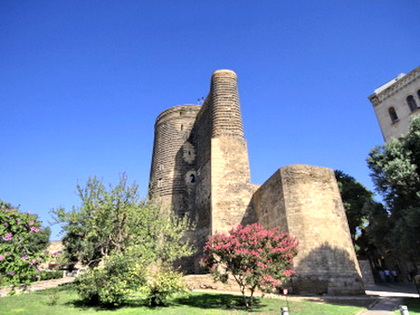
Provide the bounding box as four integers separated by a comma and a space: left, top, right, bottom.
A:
250, 170, 288, 230
190, 98, 212, 232
252, 165, 364, 295
187, 98, 213, 271
149, 70, 365, 294
208, 70, 255, 234
149, 105, 200, 215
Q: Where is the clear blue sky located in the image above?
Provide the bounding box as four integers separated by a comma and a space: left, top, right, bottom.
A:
1, 1, 419, 239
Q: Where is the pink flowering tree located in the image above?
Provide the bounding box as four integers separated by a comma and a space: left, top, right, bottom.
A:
0, 201, 48, 294
200, 223, 298, 307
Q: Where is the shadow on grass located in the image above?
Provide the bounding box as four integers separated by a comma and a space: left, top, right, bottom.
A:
174, 293, 264, 311
65, 291, 265, 312
65, 296, 146, 311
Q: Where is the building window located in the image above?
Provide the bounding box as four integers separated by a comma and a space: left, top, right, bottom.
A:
388, 107, 399, 123
407, 95, 418, 112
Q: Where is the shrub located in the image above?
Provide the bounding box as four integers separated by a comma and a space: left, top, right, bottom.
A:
75, 253, 147, 307
75, 268, 106, 306
201, 223, 298, 307
145, 264, 188, 307
76, 256, 129, 307
0, 202, 48, 293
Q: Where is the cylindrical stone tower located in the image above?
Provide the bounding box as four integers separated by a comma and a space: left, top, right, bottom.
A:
210, 69, 245, 138
208, 69, 254, 234
149, 105, 200, 215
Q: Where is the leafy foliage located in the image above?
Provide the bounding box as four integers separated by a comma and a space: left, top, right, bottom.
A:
334, 170, 375, 243
75, 253, 142, 307
27, 226, 51, 254
201, 223, 298, 307
367, 116, 420, 262
144, 264, 188, 307
53, 174, 193, 307
0, 201, 50, 293
51, 174, 192, 267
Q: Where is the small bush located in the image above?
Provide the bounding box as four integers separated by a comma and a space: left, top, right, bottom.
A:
145, 265, 188, 307
75, 266, 130, 307
75, 253, 146, 307
74, 268, 104, 306
46, 289, 60, 306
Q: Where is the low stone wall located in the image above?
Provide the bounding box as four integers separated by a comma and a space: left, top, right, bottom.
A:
183, 274, 240, 292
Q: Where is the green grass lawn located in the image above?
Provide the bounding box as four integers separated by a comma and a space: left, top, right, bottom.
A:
394, 298, 420, 315
0, 285, 372, 315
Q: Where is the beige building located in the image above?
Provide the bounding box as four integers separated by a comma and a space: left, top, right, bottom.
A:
369, 65, 420, 142
149, 70, 364, 295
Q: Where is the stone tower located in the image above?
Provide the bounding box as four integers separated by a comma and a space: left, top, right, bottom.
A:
149, 105, 200, 216
149, 69, 364, 295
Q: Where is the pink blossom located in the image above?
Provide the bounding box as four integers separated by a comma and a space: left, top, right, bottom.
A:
30, 227, 40, 233
21, 255, 28, 260
2, 233, 12, 241
263, 276, 276, 282
0, 255, 4, 261
29, 221, 35, 226
256, 261, 267, 268
283, 269, 295, 277
202, 223, 298, 296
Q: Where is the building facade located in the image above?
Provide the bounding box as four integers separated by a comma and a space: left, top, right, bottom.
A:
369, 65, 420, 142
149, 69, 364, 295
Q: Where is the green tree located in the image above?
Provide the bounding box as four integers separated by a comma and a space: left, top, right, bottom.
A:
52, 174, 193, 307
27, 226, 51, 254
200, 223, 298, 308
334, 170, 375, 244
367, 116, 420, 264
